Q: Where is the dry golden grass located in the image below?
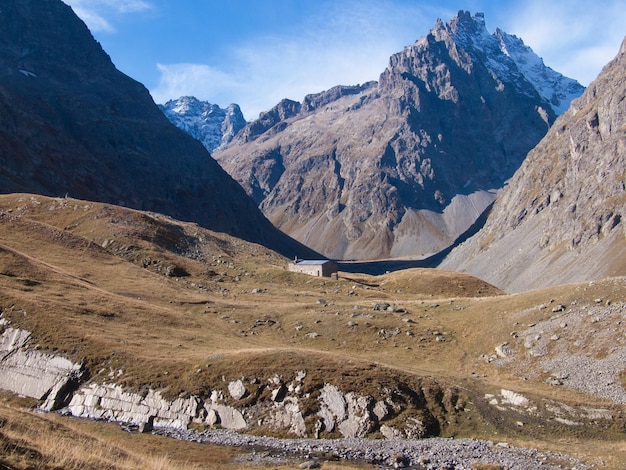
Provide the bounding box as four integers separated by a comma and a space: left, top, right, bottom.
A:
1, 193, 625, 468
0, 394, 381, 470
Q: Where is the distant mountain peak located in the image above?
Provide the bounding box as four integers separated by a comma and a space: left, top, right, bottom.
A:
428, 10, 583, 115
159, 98, 247, 152
211, 11, 580, 260
448, 10, 489, 43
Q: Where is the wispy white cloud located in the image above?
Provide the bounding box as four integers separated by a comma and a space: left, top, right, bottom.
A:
151, 63, 242, 105
151, 0, 435, 119
504, 0, 626, 85
62, 0, 151, 32
150, 0, 625, 118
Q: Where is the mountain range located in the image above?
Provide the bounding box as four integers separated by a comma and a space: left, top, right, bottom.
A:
0, 0, 315, 259
2, 1, 626, 467
204, 11, 584, 260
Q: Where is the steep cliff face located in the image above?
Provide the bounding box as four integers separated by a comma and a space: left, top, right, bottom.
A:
159, 97, 247, 151
214, 11, 583, 260
440, 37, 626, 292
0, 0, 315, 258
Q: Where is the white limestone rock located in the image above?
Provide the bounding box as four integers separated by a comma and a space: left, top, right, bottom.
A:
228, 379, 247, 400
337, 392, 373, 438
319, 384, 347, 421
0, 326, 83, 410
210, 404, 247, 430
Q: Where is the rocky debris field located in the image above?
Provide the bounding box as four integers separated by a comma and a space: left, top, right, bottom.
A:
489, 299, 626, 404
156, 426, 589, 469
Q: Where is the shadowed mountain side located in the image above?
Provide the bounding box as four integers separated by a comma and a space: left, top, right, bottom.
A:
0, 0, 318, 259
439, 37, 626, 292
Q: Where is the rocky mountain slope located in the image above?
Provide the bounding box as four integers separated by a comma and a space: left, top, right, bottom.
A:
159, 97, 247, 152
440, 37, 626, 292
0, 0, 314, 258
214, 11, 584, 260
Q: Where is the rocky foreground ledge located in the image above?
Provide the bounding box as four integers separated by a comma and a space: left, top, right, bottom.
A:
0, 320, 591, 468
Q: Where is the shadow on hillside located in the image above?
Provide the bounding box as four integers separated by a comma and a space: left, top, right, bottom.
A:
337, 202, 494, 276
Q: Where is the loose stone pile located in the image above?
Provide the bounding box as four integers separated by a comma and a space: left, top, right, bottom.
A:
157, 427, 589, 469
489, 300, 626, 404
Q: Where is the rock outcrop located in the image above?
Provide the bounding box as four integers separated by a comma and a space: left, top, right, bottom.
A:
0, 0, 315, 259
0, 321, 83, 411
0, 322, 464, 439
440, 37, 626, 292
214, 11, 584, 260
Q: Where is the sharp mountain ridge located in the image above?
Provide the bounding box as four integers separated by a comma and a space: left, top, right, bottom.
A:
213, 11, 584, 260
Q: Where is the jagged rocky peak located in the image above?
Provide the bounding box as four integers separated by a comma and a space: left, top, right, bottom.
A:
302, 82, 377, 112
383, 10, 582, 115
237, 98, 301, 143
214, 11, 585, 260
159, 97, 247, 151
440, 36, 626, 292
493, 29, 585, 114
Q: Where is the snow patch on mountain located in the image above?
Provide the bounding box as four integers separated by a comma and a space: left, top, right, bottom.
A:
447, 11, 583, 115
159, 97, 247, 152
494, 29, 585, 115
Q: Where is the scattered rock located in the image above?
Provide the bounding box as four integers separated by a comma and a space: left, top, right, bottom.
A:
379, 328, 401, 338
500, 389, 529, 407
495, 342, 512, 358
228, 379, 247, 400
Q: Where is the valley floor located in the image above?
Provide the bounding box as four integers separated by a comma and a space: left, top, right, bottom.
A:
1, 194, 625, 469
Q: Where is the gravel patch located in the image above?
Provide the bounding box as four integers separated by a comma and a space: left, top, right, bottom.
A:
155, 427, 588, 469
494, 301, 626, 404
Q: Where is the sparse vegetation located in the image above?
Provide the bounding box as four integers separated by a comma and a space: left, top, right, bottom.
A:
1, 194, 625, 468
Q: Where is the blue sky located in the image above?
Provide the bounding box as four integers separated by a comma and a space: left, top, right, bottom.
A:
62, 0, 626, 120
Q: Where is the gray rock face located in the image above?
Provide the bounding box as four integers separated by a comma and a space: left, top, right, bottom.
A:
159, 97, 247, 151
440, 36, 626, 292
0, 0, 315, 259
214, 11, 583, 260
0, 321, 83, 410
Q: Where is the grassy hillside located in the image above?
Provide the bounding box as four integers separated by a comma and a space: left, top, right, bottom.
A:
1, 193, 625, 468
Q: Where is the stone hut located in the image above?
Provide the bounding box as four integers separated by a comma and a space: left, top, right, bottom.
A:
287, 259, 338, 277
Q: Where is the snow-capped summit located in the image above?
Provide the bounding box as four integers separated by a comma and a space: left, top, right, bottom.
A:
494, 29, 585, 114
431, 11, 583, 115
159, 97, 246, 152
